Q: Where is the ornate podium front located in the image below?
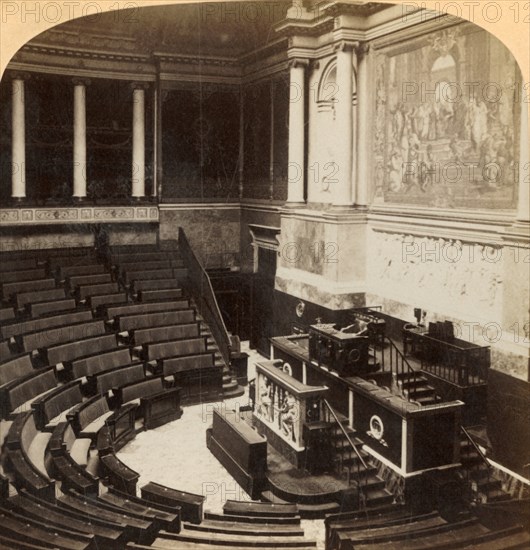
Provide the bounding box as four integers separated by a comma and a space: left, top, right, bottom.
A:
253, 360, 329, 468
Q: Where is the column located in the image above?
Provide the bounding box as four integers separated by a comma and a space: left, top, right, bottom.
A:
73, 79, 89, 200
355, 42, 370, 208
332, 41, 356, 208
131, 83, 147, 199
286, 59, 308, 205
238, 88, 244, 199
11, 74, 28, 200
516, 83, 529, 223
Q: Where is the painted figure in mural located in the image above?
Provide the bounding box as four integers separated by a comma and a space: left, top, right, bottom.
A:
470, 97, 489, 151
259, 377, 273, 422
420, 144, 436, 191
280, 392, 297, 442
388, 148, 403, 192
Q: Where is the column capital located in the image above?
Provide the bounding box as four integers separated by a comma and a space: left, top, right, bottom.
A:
288, 58, 310, 70
334, 40, 359, 53
72, 77, 91, 87
354, 41, 371, 59
9, 71, 31, 81
130, 81, 150, 91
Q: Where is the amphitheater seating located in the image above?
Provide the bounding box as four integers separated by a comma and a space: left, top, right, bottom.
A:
31, 380, 83, 429
138, 288, 185, 302
66, 272, 112, 290
46, 422, 98, 496
117, 259, 184, 274
26, 297, 77, 317
7, 491, 126, 546
87, 362, 145, 396
141, 481, 205, 524
5, 411, 55, 499
100, 486, 180, 532
114, 376, 182, 429
100, 452, 140, 496
56, 489, 157, 545
0, 306, 15, 322
2, 309, 93, 340
89, 291, 128, 309
116, 310, 194, 333
1, 367, 57, 418
2, 278, 56, 300
132, 322, 200, 346
0, 507, 96, 550
223, 499, 300, 518
16, 287, 66, 309
124, 268, 182, 285
44, 333, 117, 367
0, 339, 11, 361
68, 347, 133, 380
133, 277, 186, 292
0, 258, 37, 272
19, 319, 106, 354
112, 252, 177, 264
142, 336, 207, 362
76, 282, 120, 301
67, 394, 113, 439
0, 353, 34, 386
0, 267, 46, 283
57, 263, 106, 279
103, 299, 190, 319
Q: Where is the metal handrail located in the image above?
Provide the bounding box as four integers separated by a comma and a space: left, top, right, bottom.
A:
379, 336, 419, 402
323, 398, 368, 509
178, 227, 232, 367
461, 425, 491, 503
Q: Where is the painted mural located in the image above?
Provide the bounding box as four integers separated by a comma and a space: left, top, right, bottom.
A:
373, 25, 522, 209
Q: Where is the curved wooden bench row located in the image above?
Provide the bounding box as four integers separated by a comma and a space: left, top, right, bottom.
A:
16, 287, 66, 309
5, 411, 55, 499
0, 267, 46, 284
44, 332, 117, 367
89, 292, 128, 310
0, 339, 11, 362
114, 376, 182, 429
7, 491, 125, 546
117, 259, 184, 274
103, 299, 190, 320
57, 262, 105, 279
2, 309, 93, 340
18, 319, 105, 354
76, 282, 120, 301
66, 272, 112, 291
68, 346, 133, 380
0, 353, 34, 386
142, 336, 207, 362
137, 288, 184, 302
0, 507, 96, 550
117, 308, 194, 333
133, 277, 186, 292
132, 321, 199, 347
1, 367, 57, 418
2, 278, 56, 301
87, 362, 145, 397
31, 380, 83, 430
0, 258, 37, 272
141, 481, 205, 524
0, 306, 15, 323
26, 297, 77, 318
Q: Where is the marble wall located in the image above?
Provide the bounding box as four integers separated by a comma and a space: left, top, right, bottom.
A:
159, 206, 240, 269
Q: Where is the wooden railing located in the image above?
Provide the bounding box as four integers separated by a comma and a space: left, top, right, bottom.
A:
322, 398, 368, 508
375, 337, 420, 402
178, 228, 231, 368
461, 426, 492, 503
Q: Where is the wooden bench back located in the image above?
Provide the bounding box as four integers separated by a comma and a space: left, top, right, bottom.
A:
46, 333, 117, 367
146, 337, 207, 361
71, 348, 131, 379
0, 354, 34, 386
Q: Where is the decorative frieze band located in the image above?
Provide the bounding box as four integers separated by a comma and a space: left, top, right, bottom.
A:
0, 206, 159, 226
